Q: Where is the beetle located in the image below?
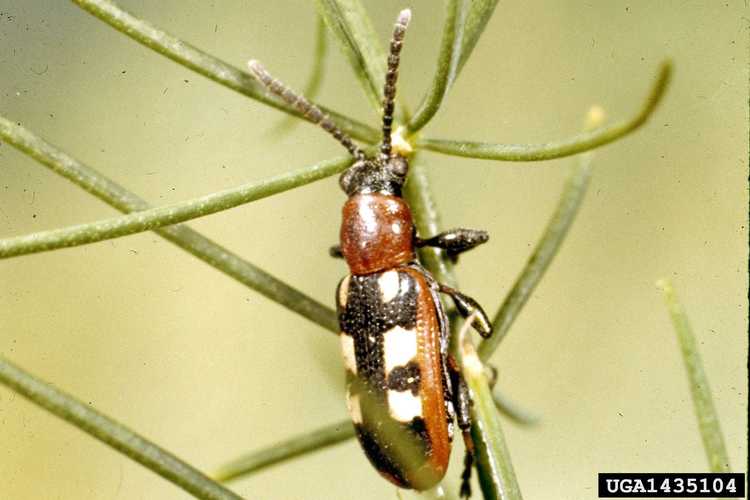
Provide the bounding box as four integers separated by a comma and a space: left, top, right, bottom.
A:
249, 9, 494, 497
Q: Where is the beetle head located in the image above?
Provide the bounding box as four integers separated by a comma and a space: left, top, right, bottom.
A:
339, 155, 409, 197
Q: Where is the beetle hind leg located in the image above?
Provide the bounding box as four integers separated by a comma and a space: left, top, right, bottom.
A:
460, 450, 474, 498
448, 355, 475, 498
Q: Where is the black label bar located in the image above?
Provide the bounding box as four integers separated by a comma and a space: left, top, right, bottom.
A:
598, 473, 745, 498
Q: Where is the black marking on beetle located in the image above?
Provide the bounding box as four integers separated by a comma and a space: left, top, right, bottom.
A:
355, 423, 410, 487
409, 416, 432, 456
348, 370, 385, 405
341, 268, 436, 486
353, 327, 387, 395
387, 361, 421, 395
338, 269, 418, 398
354, 416, 433, 488
338, 270, 418, 336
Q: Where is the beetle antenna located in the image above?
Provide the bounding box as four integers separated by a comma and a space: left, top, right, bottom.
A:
248, 60, 366, 161
380, 9, 411, 162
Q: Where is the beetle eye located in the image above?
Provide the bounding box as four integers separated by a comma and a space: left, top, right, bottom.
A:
388, 156, 408, 177
339, 169, 353, 193
339, 160, 370, 195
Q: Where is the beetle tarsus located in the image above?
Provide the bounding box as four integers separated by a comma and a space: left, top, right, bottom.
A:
460, 450, 474, 498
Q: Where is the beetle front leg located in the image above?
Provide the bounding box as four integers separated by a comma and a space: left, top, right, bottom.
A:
415, 228, 488, 263
438, 284, 493, 338
329, 244, 344, 258
448, 355, 475, 498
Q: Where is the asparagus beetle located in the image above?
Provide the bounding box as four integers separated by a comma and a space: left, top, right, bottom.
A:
249, 9, 493, 496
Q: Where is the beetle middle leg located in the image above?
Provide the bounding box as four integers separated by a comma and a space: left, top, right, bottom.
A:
415, 228, 488, 263
438, 284, 492, 338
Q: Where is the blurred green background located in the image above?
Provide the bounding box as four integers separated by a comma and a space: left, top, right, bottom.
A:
0, 1, 746, 499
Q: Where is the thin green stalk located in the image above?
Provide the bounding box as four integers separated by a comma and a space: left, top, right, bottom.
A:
0, 130, 351, 259
315, 0, 386, 112
478, 154, 593, 361
417, 60, 672, 162
404, 160, 517, 499
402, 159, 458, 288
478, 106, 605, 361
452, 0, 500, 81
272, 16, 329, 135
406, 0, 460, 133
407, 0, 500, 134
493, 389, 540, 427
460, 321, 522, 500
657, 280, 731, 473
71, 0, 378, 144
214, 420, 354, 482
0, 356, 243, 500
0, 116, 338, 333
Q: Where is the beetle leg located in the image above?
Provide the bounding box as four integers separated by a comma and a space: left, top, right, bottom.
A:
329, 245, 344, 258
448, 355, 475, 498
438, 284, 493, 338
415, 228, 488, 263
460, 442, 475, 499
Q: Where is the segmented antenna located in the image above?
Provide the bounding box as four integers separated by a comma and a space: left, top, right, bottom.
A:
248, 60, 366, 161
380, 9, 411, 162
